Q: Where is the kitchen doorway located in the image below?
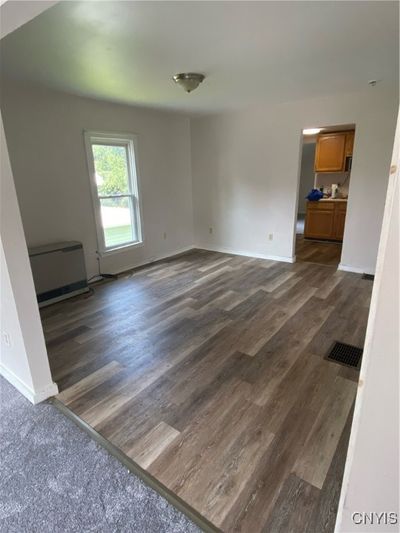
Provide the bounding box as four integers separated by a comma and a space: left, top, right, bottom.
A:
294, 124, 355, 267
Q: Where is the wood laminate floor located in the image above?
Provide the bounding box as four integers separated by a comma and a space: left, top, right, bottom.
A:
296, 235, 342, 266
41, 250, 372, 532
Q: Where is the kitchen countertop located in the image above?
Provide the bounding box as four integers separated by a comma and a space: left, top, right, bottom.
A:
318, 198, 348, 202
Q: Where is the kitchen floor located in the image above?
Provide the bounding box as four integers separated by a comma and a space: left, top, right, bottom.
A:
296, 235, 342, 267
41, 250, 372, 532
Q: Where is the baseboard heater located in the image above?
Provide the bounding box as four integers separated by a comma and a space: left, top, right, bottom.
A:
29, 241, 89, 307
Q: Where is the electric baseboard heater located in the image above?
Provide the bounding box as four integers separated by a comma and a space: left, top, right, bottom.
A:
28, 241, 89, 307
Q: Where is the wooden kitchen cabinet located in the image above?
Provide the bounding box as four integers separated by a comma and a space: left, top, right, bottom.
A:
315, 133, 346, 172
314, 131, 354, 172
333, 202, 347, 240
304, 201, 335, 239
304, 200, 347, 241
344, 131, 355, 157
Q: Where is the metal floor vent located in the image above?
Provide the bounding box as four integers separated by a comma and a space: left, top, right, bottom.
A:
327, 341, 363, 369
362, 273, 375, 281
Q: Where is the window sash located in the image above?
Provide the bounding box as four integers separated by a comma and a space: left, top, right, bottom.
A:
84, 131, 143, 254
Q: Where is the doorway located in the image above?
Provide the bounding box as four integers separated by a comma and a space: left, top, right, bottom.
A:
295, 124, 355, 267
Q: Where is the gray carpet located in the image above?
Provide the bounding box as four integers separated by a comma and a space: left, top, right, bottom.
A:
0, 377, 201, 533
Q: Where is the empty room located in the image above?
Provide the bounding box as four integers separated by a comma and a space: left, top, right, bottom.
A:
1, 1, 399, 532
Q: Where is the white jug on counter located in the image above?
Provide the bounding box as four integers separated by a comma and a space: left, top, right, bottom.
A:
331, 184, 339, 199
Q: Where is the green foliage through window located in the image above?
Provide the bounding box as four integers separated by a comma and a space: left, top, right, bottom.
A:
92, 144, 130, 196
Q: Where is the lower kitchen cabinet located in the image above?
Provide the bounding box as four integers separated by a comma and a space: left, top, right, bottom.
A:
304, 201, 347, 241
333, 202, 347, 240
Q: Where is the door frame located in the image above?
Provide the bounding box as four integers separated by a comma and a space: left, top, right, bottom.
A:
290, 124, 356, 267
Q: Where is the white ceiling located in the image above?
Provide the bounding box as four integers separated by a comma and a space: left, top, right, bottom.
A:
1, 1, 398, 114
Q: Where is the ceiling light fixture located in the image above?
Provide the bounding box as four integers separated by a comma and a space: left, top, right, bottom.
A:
173, 72, 205, 93
303, 128, 322, 135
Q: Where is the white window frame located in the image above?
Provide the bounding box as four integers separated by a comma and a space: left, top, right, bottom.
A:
84, 130, 143, 256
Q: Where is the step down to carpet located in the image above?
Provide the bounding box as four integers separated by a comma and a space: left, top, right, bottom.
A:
326, 341, 363, 369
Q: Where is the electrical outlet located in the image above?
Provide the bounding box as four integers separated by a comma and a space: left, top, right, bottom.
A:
209, 227, 213, 235
268, 233, 274, 241
163, 232, 167, 240
2, 332, 11, 347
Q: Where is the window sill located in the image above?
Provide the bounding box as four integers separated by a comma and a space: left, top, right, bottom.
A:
98, 241, 144, 257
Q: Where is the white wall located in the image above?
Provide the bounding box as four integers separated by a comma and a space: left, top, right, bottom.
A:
1, 238, 32, 391
2, 81, 397, 276
0, 0, 58, 37
0, 80, 193, 279
0, 0, 59, 404
336, 109, 399, 532
191, 87, 397, 271
298, 142, 315, 215
1, 112, 57, 403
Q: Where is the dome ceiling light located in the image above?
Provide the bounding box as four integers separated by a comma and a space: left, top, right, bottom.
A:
173, 73, 205, 93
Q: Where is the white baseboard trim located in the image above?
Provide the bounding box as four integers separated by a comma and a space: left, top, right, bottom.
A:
91, 244, 295, 280
195, 244, 295, 263
108, 245, 196, 276
88, 275, 104, 284
31, 382, 59, 404
338, 263, 375, 275
0, 364, 58, 404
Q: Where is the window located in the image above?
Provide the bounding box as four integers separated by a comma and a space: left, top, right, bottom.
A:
84, 131, 142, 254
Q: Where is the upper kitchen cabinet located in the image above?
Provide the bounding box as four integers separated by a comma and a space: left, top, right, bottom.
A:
344, 131, 355, 157
314, 131, 354, 172
315, 132, 346, 172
